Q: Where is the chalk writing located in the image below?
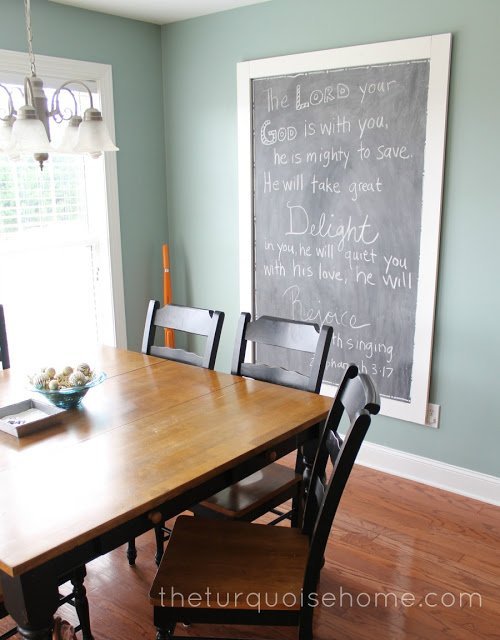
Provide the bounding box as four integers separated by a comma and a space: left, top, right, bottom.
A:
253, 60, 430, 401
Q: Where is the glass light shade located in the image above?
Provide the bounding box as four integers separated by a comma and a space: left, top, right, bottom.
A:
10, 105, 51, 154
73, 107, 118, 155
54, 115, 82, 153
0, 117, 14, 152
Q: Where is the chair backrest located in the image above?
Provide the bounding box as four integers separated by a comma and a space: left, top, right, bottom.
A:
301, 366, 380, 596
141, 300, 225, 370
0, 305, 10, 370
231, 313, 333, 393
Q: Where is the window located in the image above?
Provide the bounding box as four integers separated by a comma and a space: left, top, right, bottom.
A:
0, 50, 126, 366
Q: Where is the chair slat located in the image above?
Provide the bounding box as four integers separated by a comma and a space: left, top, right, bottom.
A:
245, 316, 323, 353
154, 305, 220, 336
149, 346, 203, 368
239, 362, 310, 391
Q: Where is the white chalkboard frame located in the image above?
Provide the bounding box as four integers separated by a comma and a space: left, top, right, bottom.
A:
237, 34, 451, 425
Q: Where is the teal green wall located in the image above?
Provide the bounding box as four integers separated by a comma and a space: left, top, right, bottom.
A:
1, 0, 497, 477
161, 0, 500, 476
0, 0, 168, 349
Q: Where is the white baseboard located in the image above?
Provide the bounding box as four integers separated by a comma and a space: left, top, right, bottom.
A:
356, 441, 500, 507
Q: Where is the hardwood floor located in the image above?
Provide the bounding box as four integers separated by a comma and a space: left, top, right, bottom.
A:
1, 464, 499, 639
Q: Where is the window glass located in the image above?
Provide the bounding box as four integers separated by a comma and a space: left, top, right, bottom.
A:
0, 79, 111, 365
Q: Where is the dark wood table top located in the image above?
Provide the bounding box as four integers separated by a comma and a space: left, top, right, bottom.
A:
0, 346, 331, 577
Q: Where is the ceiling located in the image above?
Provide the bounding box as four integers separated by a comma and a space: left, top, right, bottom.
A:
49, 0, 271, 25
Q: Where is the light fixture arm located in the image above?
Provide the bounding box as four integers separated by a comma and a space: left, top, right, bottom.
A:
50, 80, 95, 123
23, 75, 35, 105
0, 84, 15, 121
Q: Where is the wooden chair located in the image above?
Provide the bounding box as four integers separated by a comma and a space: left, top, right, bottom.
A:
0, 567, 93, 640
191, 313, 333, 528
127, 299, 225, 566
141, 300, 225, 369
0, 305, 10, 370
150, 368, 380, 640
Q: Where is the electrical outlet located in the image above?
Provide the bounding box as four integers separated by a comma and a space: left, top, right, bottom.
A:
425, 403, 440, 428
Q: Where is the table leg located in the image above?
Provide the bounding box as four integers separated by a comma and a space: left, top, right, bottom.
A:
0, 571, 60, 640
126, 539, 137, 565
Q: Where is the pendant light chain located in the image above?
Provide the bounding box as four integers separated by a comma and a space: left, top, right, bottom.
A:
24, 0, 37, 77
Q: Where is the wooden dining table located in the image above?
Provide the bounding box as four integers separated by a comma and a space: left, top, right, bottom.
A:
0, 346, 331, 639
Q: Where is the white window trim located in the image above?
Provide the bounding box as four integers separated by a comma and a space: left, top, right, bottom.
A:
237, 34, 451, 425
0, 48, 127, 348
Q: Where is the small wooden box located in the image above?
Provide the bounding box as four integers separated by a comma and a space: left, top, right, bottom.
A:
0, 399, 65, 438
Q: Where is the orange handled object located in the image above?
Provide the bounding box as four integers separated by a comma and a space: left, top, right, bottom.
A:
162, 244, 175, 348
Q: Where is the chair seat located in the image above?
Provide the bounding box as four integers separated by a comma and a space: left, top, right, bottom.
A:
150, 515, 309, 611
199, 463, 301, 518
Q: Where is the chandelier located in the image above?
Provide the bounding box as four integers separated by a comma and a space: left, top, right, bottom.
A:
0, 0, 118, 170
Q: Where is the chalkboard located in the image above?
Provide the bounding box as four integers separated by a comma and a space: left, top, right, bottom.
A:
238, 35, 451, 424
